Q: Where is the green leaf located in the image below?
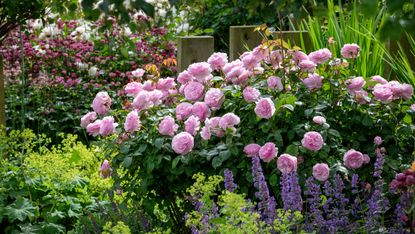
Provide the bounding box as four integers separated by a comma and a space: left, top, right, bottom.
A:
69, 149, 82, 163
269, 174, 278, 187
328, 129, 341, 138
5, 197, 37, 222
212, 156, 223, 169
121, 144, 130, 154
285, 144, 299, 155
121, 47, 129, 59
172, 157, 181, 169
403, 114, 412, 124
123, 157, 132, 168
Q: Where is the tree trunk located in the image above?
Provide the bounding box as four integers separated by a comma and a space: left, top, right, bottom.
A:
0, 53, 5, 127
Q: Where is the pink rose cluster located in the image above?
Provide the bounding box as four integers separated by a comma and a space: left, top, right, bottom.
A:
301, 131, 324, 152
372, 80, 413, 102
343, 149, 370, 169
200, 113, 240, 140
243, 142, 278, 163
303, 73, 323, 90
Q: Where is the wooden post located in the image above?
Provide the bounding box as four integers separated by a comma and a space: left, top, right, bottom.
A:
229, 26, 262, 61
272, 31, 312, 52
177, 36, 214, 73
0, 54, 5, 127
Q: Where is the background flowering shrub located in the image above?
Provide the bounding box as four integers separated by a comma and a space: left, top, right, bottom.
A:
84, 37, 415, 230
1, 15, 176, 142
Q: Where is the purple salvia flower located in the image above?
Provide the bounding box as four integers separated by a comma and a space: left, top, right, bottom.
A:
290, 172, 303, 211
351, 174, 362, 218
251, 156, 277, 224
332, 174, 349, 229
224, 168, 237, 192
365, 179, 390, 231
351, 174, 359, 194
392, 192, 412, 233
374, 148, 385, 178
304, 177, 325, 232
280, 172, 291, 211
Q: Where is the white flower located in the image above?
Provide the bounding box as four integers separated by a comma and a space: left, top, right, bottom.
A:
89, 66, 98, 77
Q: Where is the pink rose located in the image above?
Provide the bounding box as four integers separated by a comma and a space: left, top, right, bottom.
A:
243, 143, 261, 157
158, 116, 178, 136
343, 149, 364, 169
243, 86, 261, 102
254, 98, 275, 119
86, 119, 102, 136
259, 142, 278, 162
345, 77, 366, 93
373, 83, 393, 102
81, 111, 97, 128
200, 126, 211, 140
309, 48, 332, 64
374, 136, 382, 145
411, 104, 415, 111
124, 110, 141, 133
176, 102, 193, 121
188, 62, 212, 83
148, 90, 163, 106
157, 77, 176, 91
132, 90, 150, 110
312, 116, 326, 125
92, 91, 111, 115
192, 102, 211, 122
131, 68, 145, 77
242, 52, 260, 70
354, 90, 370, 104
390, 82, 413, 100
370, 75, 388, 85
293, 51, 309, 63
171, 132, 194, 155
303, 73, 323, 90
205, 117, 225, 137
100, 160, 112, 178
301, 131, 324, 151
99, 116, 118, 136
208, 52, 228, 71
267, 76, 283, 91
125, 82, 142, 97
277, 154, 298, 173
184, 81, 204, 101
219, 113, 240, 130
142, 80, 156, 91
184, 115, 200, 136
177, 70, 195, 84
312, 163, 330, 181
299, 60, 317, 72
341, 43, 360, 58
363, 154, 370, 164
204, 88, 224, 110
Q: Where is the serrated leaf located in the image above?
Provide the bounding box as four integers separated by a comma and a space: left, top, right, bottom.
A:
69, 149, 82, 163
172, 157, 180, 169
5, 197, 37, 222
328, 129, 341, 138
123, 157, 132, 168
285, 144, 299, 155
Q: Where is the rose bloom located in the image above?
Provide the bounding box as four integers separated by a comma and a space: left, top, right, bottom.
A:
411, 104, 415, 111
100, 160, 111, 178
142, 80, 156, 91
341, 43, 360, 58
124, 110, 141, 133
293, 51, 309, 63
192, 102, 211, 122
204, 88, 224, 110
184, 115, 200, 136
176, 102, 193, 121
308, 48, 332, 64
131, 68, 145, 78
219, 113, 240, 130
370, 75, 388, 85
157, 77, 175, 91
184, 81, 204, 101
125, 82, 142, 97
354, 90, 370, 104
171, 132, 194, 155
345, 76, 366, 93
259, 142, 278, 162
267, 76, 283, 91
205, 117, 225, 137
132, 90, 150, 111
301, 131, 324, 151
243, 143, 261, 157
92, 91, 111, 115
254, 98, 275, 119
312, 163, 330, 182
158, 116, 178, 136
277, 154, 297, 174
374, 136, 383, 145
243, 86, 261, 102
86, 119, 102, 136
99, 116, 118, 137
303, 73, 323, 90
313, 116, 326, 125
208, 52, 228, 71
177, 70, 195, 84
81, 111, 97, 128
390, 82, 413, 100
343, 149, 364, 169
188, 62, 212, 83
299, 60, 317, 72
373, 83, 394, 102
363, 154, 370, 164
200, 126, 211, 140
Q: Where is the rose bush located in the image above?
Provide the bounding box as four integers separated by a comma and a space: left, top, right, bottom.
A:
82, 39, 415, 229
